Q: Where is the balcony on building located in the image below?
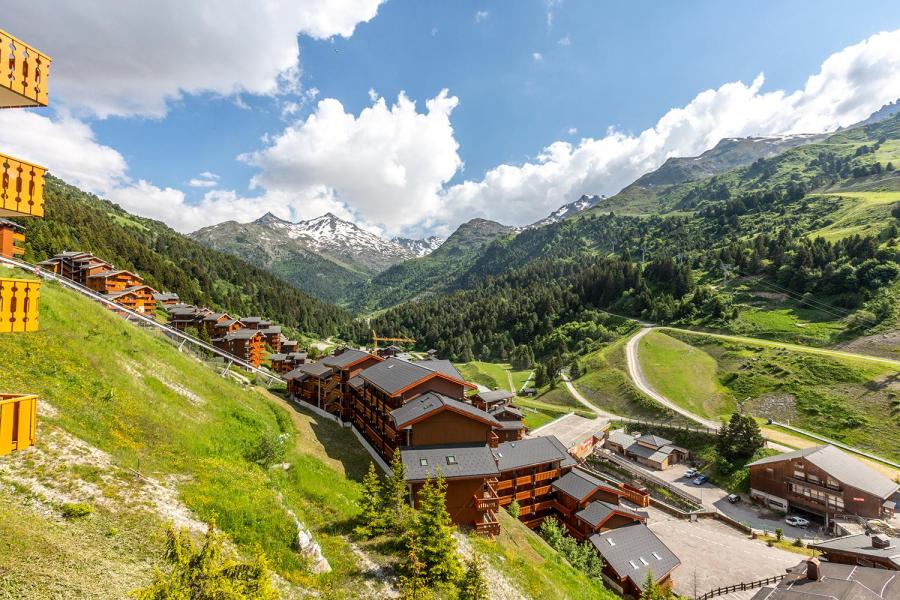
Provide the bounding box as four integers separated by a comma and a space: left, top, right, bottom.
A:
0, 277, 40, 332
0, 30, 51, 108
0, 152, 46, 218
0, 393, 37, 455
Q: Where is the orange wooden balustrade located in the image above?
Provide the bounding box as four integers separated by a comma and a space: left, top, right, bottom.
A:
0, 277, 39, 332
0, 30, 51, 108
0, 152, 46, 218
0, 393, 37, 455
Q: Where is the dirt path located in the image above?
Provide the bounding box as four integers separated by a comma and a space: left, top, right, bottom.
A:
561, 375, 616, 419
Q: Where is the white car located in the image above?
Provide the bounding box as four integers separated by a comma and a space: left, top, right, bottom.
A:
785, 516, 809, 527
683, 468, 697, 478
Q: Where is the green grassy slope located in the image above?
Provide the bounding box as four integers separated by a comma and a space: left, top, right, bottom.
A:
0, 268, 370, 597
664, 329, 899, 461
637, 330, 732, 419
470, 511, 618, 600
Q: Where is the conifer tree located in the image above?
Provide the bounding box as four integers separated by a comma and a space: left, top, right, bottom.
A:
398, 538, 433, 600
640, 570, 671, 600
382, 452, 412, 534
356, 462, 383, 537
413, 473, 461, 585
458, 553, 489, 600
132, 523, 277, 600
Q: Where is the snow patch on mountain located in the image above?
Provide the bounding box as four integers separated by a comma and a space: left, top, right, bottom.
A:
528, 194, 604, 228
391, 235, 444, 256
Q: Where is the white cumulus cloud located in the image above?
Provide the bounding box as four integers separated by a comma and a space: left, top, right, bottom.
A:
4, 0, 385, 118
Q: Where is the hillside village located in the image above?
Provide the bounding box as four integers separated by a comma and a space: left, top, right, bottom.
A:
1, 15, 900, 600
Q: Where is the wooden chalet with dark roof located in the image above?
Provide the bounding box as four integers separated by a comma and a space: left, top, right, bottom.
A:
260, 325, 283, 351
320, 348, 383, 420
589, 523, 680, 597
213, 329, 265, 367
152, 291, 180, 306
271, 351, 308, 374
285, 362, 334, 407
0, 218, 24, 259
474, 389, 526, 441
39, 251, 114, 285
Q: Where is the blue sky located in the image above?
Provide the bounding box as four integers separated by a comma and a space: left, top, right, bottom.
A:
4, 1, 900, 237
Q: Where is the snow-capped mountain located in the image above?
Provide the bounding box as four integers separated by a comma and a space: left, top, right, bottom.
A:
391, 235, 444, 257
528, 194, 604, 228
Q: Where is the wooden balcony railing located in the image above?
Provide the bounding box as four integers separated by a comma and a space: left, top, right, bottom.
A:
0, 30, 51, 108
534, 469, 559, 482
0, 277, 39, 332
0, 152, 46, 218
475, 511, 500, 536
0, 393, 37, 455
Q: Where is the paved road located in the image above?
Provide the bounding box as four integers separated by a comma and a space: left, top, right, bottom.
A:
661, 326, 900, 369
624, 328, 721, 429
623, 328, 797, 453
562, 375, 618, 419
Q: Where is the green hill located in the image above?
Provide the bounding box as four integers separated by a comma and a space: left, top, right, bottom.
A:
0, 267, 370, 597
18, 176, 361, 338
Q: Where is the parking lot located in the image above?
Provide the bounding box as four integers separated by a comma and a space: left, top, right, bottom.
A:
645, 506, 802, 596
629, 461, 821, 540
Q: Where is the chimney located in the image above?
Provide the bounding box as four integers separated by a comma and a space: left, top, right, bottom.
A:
872, 534, 891, 549
806, 557, 821, 581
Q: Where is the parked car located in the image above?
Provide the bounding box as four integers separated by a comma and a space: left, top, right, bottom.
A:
785, 516, 810, 527
727, 494, 740, 503
692, 475, 709, 486
684, 468, 697, 478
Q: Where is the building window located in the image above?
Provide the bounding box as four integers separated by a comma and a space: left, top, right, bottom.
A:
827, 494, 844, 510
826, 476, 840, 490
419, 459, 428, 467
446, 455, 457, 465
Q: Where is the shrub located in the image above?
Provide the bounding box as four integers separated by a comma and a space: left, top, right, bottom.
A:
775, 527, 783, 542
507, 500, 521, 519
61, 502, 93, 519
246, 433, 288, 469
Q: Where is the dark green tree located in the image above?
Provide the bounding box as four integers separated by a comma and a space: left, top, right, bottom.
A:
716, 412, 765, 461
355, 462, 383, 537
412, 474, 461, 585
382, 452, 413, 534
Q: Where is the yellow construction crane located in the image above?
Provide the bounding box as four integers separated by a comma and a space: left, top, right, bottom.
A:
371, 329, 416, 352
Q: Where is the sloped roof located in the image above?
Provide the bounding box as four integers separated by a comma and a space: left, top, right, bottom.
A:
269, 353, 287, 361
748, 445, 898, 499
607, 429, 635, 447
323, 348, 376, 369
478, 389, 516, 404
635, 433, 673, 448
284, 362, 333, 381
809, 534, 900, 569
414, 359, 464, 380
221, 329, 264, 341
750, 560, 900, 600
552, 468, 615, 502
361, 357, 471, 396
492, 436, 576, 472
390, 392, 500, 429
576, 500, 646, 528
589, 524, 680, 589
402, 444, 500, 482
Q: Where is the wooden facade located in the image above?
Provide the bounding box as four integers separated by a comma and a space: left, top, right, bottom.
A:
0, 393, 37, 456
0, 219, 25, 259
748, 446, 899, 522
321, 349, 384, 421
214, 330, 266, 368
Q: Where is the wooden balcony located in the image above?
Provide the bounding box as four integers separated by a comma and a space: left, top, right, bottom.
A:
0, 393, 37, 455
475, 511, 500, 536
0, 277, 39, 332
474, 480, 500, 512
534, 469, 559, 482
0, 30, 51, 108
0, 152, 46, 218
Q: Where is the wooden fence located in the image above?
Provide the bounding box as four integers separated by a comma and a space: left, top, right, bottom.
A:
695, 574, 785, 600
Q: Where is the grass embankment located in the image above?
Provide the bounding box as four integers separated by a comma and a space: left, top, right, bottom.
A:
806, 191, 899, 242
572, 335, 685, 422
666, 329, 900, 462
637, 330, 733, 419
470, 511, 618, 600
455, 360, 532, 392
0, 270, 369, 597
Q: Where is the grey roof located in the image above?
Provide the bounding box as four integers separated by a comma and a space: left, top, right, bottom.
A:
269, 353, 287, 361
552, 468, 614, 502
390, 392, 500, 429
750, 560, 900, 600
477, 389, 515, 404
809, 534, 900, 568
589, 524, 680, 589
152, 292, 179, 301
402, 444, 500, 481
221, 329, 263, 341
89, 269, 136, 279
218, 319, 241, 327
748, 445, 899, 499
261, 325, 282, 335
323, 348, 375, 369
361, 357, 453, 396
490, 405, 523, 420
241, 316, 263, 323
607, 429, 635, 447
0, 217, 24, 231
576, 500, 646, 528
348, 376, 364, 390
203, 312, 229, 321
287, 352, 308, 360
284, 362, 333, 380
105, 285, 154, 299
414, 359, 464, 380
492, 436, 576, 473
635, 433, 673, 448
